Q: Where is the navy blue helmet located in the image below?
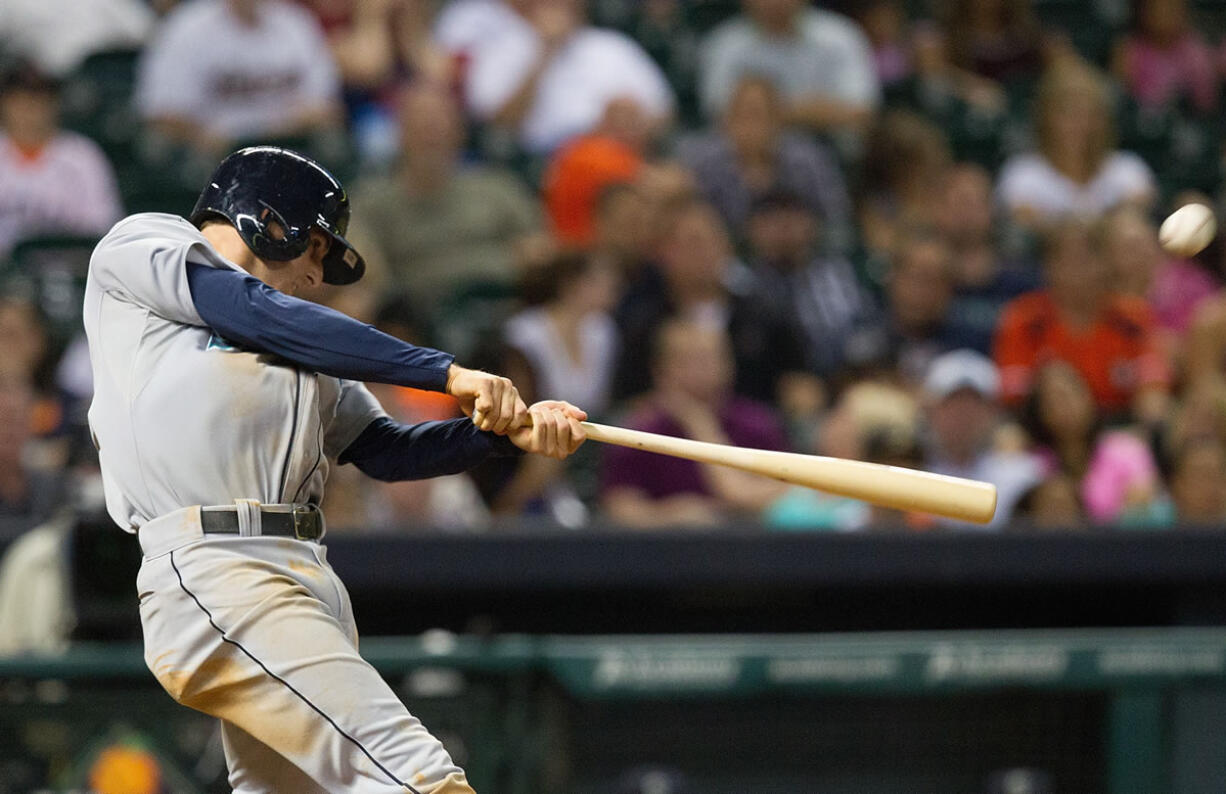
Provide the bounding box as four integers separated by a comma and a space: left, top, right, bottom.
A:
190, 146, 365, 285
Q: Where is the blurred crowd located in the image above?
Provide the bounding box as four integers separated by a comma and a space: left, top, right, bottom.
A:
3, 0, 1226, 536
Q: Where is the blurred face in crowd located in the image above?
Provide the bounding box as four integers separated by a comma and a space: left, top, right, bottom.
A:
0, 86, 59, 149
1037, 67, 1111, 173
887, 236, 954, 333
1026, 474, 1084, 528
928, 388, 996, 462
1034, 361, 1095, 447
595, 184, 651, 265
653, 321, 734, 405
599, 96, 652, 153
1172, 377, 1226, 449
1172, 440, 1226, 522
0, 372, 34, 470
747, 203, 816, 270
558, 255, 621, 315
1100, 209, 1162, 297
1043, 222, 1108, 315
724, 77, 781, 159
934, 164, 994, 245
659, 203, 731, 297
399, 82, 463, 172
744, 0, 805, 33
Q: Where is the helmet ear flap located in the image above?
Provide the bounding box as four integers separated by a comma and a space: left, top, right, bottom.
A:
238, 203, 309, 262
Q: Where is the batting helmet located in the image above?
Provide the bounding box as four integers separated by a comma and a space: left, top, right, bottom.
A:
190, 146, 366, 285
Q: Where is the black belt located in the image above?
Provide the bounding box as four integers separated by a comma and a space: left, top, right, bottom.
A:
199, 504, 324, 541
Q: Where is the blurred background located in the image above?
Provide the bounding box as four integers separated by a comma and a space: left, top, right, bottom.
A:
2, 0, 1226, 791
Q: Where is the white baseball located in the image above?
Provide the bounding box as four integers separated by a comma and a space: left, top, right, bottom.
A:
1159, 203, 1216, 257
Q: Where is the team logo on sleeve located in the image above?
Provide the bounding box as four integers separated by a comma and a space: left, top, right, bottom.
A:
206, 333, 240, 352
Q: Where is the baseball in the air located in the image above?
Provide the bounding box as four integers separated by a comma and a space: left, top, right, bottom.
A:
1159, 203, 1217, 257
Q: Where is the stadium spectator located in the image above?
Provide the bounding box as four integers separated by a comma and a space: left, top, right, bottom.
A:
611, 198, 816, 413
135, 0, 342, 154
348, 80, 541, 316
0, 0, 152, 77
1100, 206, 1217, 359
996, 61, 1156, 229
746, 189, 877, 384
592, 182, 655, 281
920, 350, 1041, 528
316, 0, 450, 89
995, 219, 1170, 422
936, 163, 1040, 355
459, 0, 674, 154
481, 251, 621, 521
0, 369, 65, 526
765, 380, 917, 531
0, 61, 122, 258
432, 0, 526, 65
676, 75, 851, 247
854, 0, 912, 88
699, 0, 880, 135
941, 0, 1043, 86
305, 0, 451, 164
1014, 474, 1085, 529
1159, 375, 1226, 469
1169, 438, 1226, 524
858, 110, 952, 261
1112, 0, 1218, 114
542, 100, 647, 246
601, 319, 789, 528
1021, 361, 1168, 525
504, 251, 621, 415
848, 226, 959, 387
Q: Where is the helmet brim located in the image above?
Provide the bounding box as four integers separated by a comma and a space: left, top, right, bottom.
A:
322, 232, 365, 285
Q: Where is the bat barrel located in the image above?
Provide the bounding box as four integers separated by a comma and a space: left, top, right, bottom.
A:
579, 421, 998, 524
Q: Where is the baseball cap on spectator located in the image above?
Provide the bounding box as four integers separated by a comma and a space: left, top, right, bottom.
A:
543, 134, 642, 246
923, 349, 1001, 401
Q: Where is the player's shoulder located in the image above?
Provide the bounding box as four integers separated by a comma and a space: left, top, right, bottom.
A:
97, 213, 203, 251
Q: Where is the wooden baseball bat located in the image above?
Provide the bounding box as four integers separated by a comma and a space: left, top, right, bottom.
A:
577, 421, 998, 524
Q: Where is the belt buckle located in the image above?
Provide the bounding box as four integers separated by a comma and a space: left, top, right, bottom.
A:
291, 504, 315, 540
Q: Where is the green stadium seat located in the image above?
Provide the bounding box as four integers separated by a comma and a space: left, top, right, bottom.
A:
59, 49, 142, 163
2, 234, 101, 342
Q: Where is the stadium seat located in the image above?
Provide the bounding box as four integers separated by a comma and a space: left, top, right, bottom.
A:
2, 234, 101, 343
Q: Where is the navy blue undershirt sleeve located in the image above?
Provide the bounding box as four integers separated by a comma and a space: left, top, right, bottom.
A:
338, 416, 522, 482
185, 262, 453, 390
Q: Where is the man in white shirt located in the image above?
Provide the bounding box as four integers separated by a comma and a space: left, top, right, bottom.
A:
135, 0, 342, 154
446, 0, 674, 154
921, 349, 1041, 529
700, 0, 879, 134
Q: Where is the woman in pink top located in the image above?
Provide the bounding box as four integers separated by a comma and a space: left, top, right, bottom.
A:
1113, 0, 1218, 113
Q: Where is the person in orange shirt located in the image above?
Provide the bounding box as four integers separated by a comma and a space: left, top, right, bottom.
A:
994, 218, 1170, 423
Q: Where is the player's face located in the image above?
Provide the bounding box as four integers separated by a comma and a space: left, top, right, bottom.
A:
250, 229, 327, 297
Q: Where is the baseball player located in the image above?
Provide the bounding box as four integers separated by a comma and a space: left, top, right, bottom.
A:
83, 146, 586, 793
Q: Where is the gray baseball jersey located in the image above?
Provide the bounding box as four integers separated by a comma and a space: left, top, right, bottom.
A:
84, 212, 385, 532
